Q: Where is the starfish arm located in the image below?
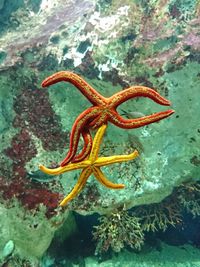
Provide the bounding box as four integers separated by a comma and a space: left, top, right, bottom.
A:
95, 150, 139, 166
109, 109, 174, 129
88, 113, 108, 130
93, 167, 124, 189
71, 129, 93, 163
60, 106, 100, 166
109, 86, 172, 108
59, 167, 92, 207
89, 124, 107, 162
41, 71, 106, 106
39, 161, 89, 175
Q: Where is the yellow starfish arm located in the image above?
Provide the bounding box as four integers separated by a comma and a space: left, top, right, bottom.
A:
93, 166, 124, 189
95, 149, 139, 167
89, 124, 107, 162
39, 161, 89, 175
59, 167, 92, 207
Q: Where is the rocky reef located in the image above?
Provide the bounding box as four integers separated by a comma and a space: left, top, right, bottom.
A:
0, 0, 200, 265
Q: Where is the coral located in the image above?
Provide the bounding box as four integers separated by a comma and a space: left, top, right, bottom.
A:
134, 196, 182, 232
2, 108, 64, 216
178, 181, 200, 217
92, 181, 200, 255
93, 208, 144, 254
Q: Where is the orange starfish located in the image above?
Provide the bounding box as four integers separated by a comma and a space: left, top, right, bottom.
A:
42, 71, 174, 166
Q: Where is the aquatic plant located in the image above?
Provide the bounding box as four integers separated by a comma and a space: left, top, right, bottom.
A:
134, 197, 182, 232
178, 181, 200, 217
92, 193, 182, 255
93, 208, 144, 254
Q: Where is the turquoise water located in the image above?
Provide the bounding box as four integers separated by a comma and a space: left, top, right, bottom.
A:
0, 0, 200, 266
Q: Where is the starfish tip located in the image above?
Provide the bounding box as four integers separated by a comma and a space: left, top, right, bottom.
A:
41, 80, 48, 87
167, 109, 175, 116
38, 164, 43, 170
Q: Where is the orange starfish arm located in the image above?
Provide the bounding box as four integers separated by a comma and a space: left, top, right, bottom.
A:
109, 86, 171, 108
88, 113, 108, 129
41, 71, 106, 106
60, 106, 100, 166
71, 129, 93, 163
108, 109, 174, 129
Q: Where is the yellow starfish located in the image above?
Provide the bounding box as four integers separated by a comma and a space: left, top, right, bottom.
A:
39, 124, 139, 207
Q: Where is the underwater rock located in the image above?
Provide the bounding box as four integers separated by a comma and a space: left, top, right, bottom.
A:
0, 0, 200, 219
0, 1, 200, 264
0, 0, 96, 69
84, 243, 200, 267
0, 202, 72, 262
2, 240, 15, 258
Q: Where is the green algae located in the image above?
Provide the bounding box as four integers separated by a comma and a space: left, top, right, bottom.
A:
153, 36, 178, 51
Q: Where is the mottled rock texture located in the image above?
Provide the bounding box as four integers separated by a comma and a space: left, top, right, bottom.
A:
0, 0, 199, 221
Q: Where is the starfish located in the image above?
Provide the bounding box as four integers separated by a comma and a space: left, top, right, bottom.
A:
39, 124, 139, 207
42, 71, 174, 166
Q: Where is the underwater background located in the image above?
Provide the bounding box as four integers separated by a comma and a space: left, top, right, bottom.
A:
0, 0, 200, 266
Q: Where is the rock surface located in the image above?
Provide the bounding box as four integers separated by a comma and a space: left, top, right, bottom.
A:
0, 0, 199, 215
85, 243, 200, 267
